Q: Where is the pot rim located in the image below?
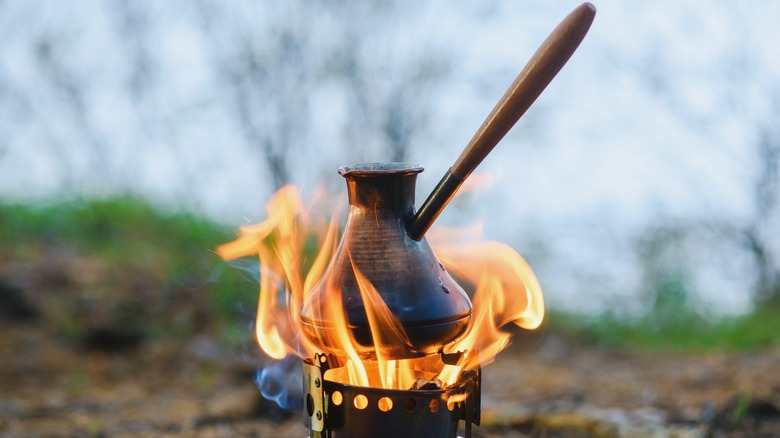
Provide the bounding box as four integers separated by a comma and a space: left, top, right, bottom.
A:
339, 162, 424, 177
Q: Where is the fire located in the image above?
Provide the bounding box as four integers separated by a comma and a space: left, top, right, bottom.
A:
446, 393, 469, 411
217, 184, 544, 390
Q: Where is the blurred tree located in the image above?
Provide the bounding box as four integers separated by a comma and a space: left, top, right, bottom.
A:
0, 0, 451, 195
193, 1, 313, 188
635, 224, 702, 324
108, 0, 156, 101
193, 0, 451, 188
32, 30, 110, 188
331, 3, 449, 163
626, 0, 780, 306
3, 0, 778, 314
745, 104, 780, 304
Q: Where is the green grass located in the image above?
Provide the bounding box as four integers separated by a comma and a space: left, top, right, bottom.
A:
543, 250, 780, 351
3, 195, 778, 352
0, 195, 256, 343
545, 305, 780, 351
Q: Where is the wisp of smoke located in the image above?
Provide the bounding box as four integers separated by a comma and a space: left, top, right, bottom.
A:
254, 354, 302, 410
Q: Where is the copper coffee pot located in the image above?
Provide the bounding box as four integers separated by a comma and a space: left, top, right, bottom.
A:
301, 3, 596, 360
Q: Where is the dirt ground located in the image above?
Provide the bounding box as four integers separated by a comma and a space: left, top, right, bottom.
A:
2, 319, 779, 438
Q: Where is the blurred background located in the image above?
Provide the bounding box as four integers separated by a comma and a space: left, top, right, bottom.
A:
1, 0, 779, 437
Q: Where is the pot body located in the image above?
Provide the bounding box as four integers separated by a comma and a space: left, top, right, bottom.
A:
300, 163, 472, 359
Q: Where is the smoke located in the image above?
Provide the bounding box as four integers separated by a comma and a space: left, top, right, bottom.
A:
220, 258, 261, 284
254, 354, 302, 411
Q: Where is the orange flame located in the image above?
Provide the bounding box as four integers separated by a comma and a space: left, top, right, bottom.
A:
217, 185, 544, 389
446, 393, 469, 411
216, 186, 338, 359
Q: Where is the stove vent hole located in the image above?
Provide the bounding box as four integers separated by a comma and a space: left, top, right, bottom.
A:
404, 398, 418, 412
306, 393, 314, 416
378, 397, 393, 412
332, 391, 343, 406
354, 394, 368, 410
429, 399, 440, 413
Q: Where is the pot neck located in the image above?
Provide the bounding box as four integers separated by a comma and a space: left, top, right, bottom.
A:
339, 163, 423, 219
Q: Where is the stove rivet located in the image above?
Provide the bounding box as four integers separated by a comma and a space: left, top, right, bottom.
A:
316, 411, 322, 421
315, 378, 321, 388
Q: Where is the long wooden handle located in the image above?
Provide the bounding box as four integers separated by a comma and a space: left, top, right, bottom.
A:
452, 2, 596, 179
408, 3, 596, 241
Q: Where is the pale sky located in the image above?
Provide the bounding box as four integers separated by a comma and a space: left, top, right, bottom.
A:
1, 0, 778, 314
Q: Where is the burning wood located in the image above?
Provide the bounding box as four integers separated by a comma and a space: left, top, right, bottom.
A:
410, 377, 444, 391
